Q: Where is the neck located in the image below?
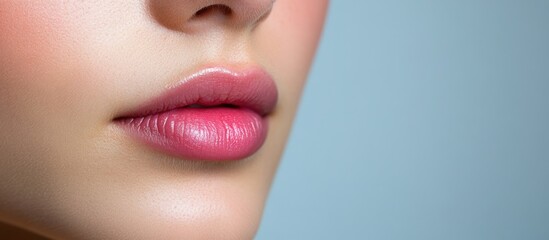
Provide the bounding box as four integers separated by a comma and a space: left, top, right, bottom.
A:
0, 221, 48, 239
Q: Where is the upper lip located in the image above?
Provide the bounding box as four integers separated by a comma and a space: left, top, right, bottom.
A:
115, 66, 278, 119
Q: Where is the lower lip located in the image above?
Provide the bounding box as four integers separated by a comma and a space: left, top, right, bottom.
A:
116, 107, 268, 161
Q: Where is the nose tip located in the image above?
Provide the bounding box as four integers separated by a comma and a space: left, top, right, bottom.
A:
149, 0, 275, 32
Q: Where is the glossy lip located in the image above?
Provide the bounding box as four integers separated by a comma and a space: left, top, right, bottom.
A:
114, 66, 278, 161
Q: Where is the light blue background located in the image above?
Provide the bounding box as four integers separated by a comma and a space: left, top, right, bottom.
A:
256, 1, 549, 240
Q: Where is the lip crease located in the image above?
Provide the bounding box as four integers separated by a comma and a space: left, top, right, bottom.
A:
114, 66, 278, 161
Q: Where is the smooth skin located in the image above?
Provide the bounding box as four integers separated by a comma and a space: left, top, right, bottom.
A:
0, 0, 327, 239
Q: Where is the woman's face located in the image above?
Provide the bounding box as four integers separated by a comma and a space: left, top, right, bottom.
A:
0, 1, 327, 239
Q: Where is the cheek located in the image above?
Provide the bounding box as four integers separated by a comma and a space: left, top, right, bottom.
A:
0, 3, 118, 226
0, 2, 119, 136
0, 3, 74, 153
1, 2, 82, 117
0, 2, 74, 84
0, 2, 60, 64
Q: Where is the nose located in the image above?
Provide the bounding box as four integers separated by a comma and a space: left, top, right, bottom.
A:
149, 0, 275, 32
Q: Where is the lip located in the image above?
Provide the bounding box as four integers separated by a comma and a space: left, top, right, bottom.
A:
114, 66, 278, 161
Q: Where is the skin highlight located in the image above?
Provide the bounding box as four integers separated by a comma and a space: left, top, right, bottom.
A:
0, 1, 328, 239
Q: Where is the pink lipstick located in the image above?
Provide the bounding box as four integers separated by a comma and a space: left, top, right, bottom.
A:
115, 66, 278, 161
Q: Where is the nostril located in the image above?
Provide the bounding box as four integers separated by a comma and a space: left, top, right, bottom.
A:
191, 4, 232, 20
148, 0, 273, 32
